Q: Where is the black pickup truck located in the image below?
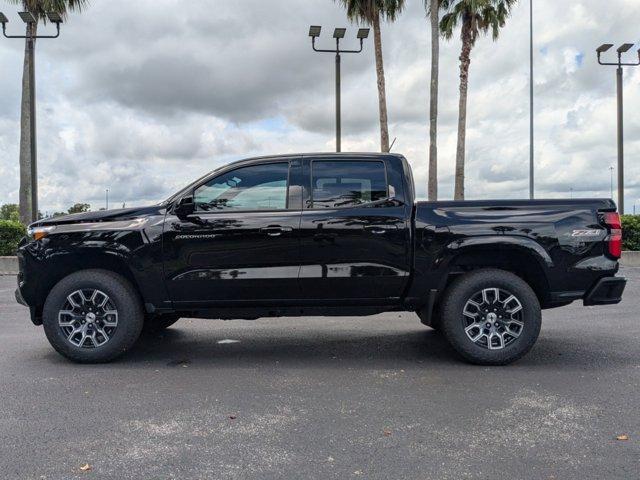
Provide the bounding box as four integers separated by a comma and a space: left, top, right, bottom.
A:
16, 153, 626, 365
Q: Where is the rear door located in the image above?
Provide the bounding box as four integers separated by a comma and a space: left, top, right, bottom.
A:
298, 156, 411, 302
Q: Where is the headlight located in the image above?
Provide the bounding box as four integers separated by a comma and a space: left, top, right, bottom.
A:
27, 225, 56, 241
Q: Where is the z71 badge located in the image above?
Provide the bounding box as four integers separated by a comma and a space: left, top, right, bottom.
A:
571, 229, 601, 237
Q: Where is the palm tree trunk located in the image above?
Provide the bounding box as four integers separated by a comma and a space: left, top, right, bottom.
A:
454, 23, 472, 201
18, 22, 36, 225
428, 0, 439, 201
372, 13, 390, 153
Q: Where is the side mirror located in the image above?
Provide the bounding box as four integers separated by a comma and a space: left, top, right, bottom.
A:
174, 196, 195, 219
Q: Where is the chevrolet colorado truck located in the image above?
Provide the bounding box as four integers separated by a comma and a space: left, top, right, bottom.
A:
15, 153, 626, 365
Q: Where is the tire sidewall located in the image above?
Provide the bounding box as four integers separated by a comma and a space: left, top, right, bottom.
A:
441, 269, 541, 365
43, 270, 144, 363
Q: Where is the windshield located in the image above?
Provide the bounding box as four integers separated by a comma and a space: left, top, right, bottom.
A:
161, 165, 226, 206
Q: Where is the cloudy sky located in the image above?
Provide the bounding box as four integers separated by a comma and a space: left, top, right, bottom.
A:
1, 0, 639, 214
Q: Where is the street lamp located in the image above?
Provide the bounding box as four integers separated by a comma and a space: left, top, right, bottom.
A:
529, 0, 534, 200
597, 42, 640, 214
1, 11, 63, 222
309, 26, 369, 152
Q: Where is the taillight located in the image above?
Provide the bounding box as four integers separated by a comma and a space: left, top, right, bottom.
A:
604, 212, 622, 259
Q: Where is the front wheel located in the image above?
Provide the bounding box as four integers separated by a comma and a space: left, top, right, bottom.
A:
440, 269, 541, 365
42, 270, 144, 363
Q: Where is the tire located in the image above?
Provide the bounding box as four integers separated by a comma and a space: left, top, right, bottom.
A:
440, 269, 541, 366
42, 269, 144, 363
143, 314, 180, 333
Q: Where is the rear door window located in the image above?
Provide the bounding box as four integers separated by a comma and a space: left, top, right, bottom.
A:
310, 161, 387, 209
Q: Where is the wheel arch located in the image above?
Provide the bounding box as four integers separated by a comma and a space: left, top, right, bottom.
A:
440, 243, 552, 308
33, 252, 144, 324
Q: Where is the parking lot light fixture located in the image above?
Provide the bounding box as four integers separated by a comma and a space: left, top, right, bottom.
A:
18, 11, 36, 23
596, 42, 640, 214
308, 25, 321, 38
309, 26, 369, 152
596, 43, 613, 54
356, 28, 370, 40
333, 27, 346, 39
46, 12, 63, 24
616, 43, 634, 54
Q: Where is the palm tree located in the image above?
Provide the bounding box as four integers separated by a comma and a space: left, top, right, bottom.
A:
440, 0, 516, 200
337, 0, 405, 153
6, 0, 89, 224
426, 0, 441, 200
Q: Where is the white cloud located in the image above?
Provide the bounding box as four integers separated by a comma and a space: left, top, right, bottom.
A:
1, 0, 640, 213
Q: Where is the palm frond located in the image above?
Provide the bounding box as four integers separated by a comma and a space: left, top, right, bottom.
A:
439, 11, 459, 39
437, 0, 515, 43
335, 0, 377, 24
380, 0, 406, 22
335, 0, 405, 24
5, 0, 90, 22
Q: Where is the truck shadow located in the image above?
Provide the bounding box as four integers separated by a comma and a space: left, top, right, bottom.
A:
127, 324, 460, 367
106, 321, 637, 370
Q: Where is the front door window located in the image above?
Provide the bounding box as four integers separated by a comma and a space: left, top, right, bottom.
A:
194, 163, 289, 212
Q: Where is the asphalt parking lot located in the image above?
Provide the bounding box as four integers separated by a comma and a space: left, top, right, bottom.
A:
1, 269, 638, 480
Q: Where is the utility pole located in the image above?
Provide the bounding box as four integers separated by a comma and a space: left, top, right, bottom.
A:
335, 45, 341, 152
0, 11, 63, 223
597, 42, 640, 214
529, 0, 534, 199
309, 26, 369, 153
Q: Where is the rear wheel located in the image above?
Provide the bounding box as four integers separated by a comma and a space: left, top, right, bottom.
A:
440, 269, 541, 365
42, 270, 144, 363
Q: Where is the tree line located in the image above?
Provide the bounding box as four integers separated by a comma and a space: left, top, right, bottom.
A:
0, 202, 91, 222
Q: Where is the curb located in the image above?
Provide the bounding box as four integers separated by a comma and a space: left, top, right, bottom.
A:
621, 251, 640, 267
0, 256, 18, 275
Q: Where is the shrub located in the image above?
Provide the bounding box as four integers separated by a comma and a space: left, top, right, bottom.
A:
0, 220, 26, 256
622, 215, 640, 251
0, 204, 20, 222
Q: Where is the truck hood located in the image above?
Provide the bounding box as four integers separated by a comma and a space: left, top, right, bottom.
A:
30, 205, 165, 228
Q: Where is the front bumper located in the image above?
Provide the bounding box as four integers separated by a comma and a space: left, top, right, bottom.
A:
583, 276, 626, 306
14, 287, 26, 306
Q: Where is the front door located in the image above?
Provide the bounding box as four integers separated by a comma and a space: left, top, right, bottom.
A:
298, 157, 411, 302
162, 160, 303, 308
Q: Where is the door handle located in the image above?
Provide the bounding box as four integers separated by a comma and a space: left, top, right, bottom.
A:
260, 226, 293, 237
364, 225, 394, 235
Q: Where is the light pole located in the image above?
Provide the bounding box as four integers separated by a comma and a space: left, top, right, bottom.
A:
529, 0, 534, 199
309, 26, 369, 153
0, 11, 63, 223
105, 189, 109, 210
597, 42, 640, 214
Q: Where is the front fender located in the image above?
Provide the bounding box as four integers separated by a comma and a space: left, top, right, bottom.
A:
17, 225, 166, 314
